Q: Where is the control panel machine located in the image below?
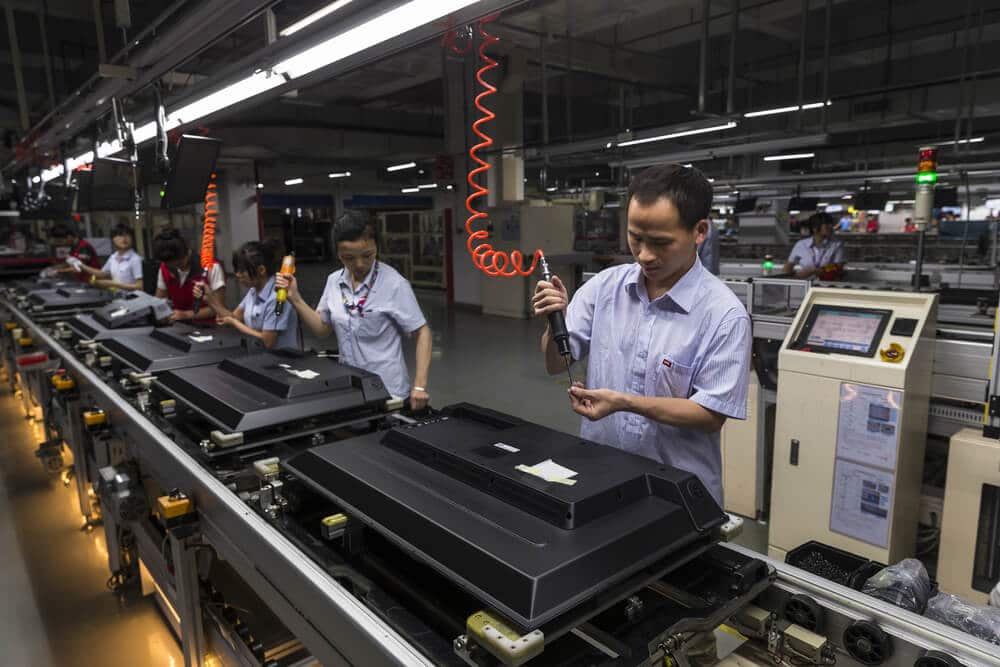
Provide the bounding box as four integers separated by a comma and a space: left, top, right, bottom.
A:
769, 288, 937, 564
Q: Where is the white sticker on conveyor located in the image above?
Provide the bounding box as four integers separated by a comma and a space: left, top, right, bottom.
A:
188, 335, 213, 343
493, 442, 520, 453
516, 459, 578, 486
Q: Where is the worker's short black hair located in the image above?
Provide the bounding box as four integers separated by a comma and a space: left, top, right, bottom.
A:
232, 239, 281, 276
807, 212, 835, 232
627, 163, 713, 230
333, 210, 379, 248
110, 222, 134, 239
152, 226, 189, 263
49, 223, 78, 240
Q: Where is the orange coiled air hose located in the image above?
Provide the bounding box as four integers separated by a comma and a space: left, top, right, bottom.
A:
200, 173, 218, 271
464, 16, 543, 277
191, 173, 218, 316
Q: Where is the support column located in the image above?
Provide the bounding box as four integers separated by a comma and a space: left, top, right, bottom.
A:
92, 0, 107, 63
216, 162, 261, 301
443, 48, 480, 307
168, 525, 206, 667
5, 7, 30, 131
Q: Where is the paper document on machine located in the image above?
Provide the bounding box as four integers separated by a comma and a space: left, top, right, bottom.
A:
836, 383, 901, 470
829, 458, 893, 548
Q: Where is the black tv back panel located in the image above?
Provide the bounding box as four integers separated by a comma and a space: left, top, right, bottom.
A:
284, 403, 725, 629
153, 350, 390, 432
27, 287, 114, 311
91, 292, 172, 329
101, 323, 257, 372
161, 135, 222, 209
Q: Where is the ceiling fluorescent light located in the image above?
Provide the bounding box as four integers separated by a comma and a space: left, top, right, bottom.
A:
935, 137, 985, 145
328, 171, 351, 178
417, 183, 437, 190
387, 161, 417, 172
276, 0, 481, 79
284, 177, 304, 185
617, 121, 737, 148
763, 152, 815, 161
165, 70, 282, 129
280, 0, 356, 37
743, 105, 799, 118
744, 101, 831, 117
401, 187, 420, 193
132, 122, 157, 145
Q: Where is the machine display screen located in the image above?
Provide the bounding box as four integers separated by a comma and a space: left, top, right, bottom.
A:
793, 305, 892, 357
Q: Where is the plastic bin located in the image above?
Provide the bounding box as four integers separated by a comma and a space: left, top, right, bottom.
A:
786, 541, 868, 587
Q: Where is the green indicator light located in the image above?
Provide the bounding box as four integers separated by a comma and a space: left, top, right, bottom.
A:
159, 189, 165, 197
763, 260, 774, 270
916, 172, 937, 184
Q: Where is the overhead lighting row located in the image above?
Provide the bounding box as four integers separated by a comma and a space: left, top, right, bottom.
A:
743, 101, 831, 118
39, 0, 483, 183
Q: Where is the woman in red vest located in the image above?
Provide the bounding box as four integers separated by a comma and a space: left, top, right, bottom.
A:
51, 223, 101, 283
152, 228, 225, 322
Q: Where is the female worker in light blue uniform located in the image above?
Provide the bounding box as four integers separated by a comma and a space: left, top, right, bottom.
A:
275, 211, 432, 410
203, 240, 300, 350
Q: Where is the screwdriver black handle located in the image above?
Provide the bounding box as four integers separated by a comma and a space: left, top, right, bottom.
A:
539, 256, 572, 359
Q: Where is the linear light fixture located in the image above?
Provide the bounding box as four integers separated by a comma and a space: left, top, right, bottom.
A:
743, 101, 831, 117
763, 152, 815, 161
280, 0, 356, 37
284, 177, 304, 185
401, 187, 420, 193
276, 0, 481, 79
387, 161, 417, 172
41, 0, 482, 183
935, 137, 985, 146
617, 121, 737, 148
417, 183, 437, 189
328, 171, 351, 178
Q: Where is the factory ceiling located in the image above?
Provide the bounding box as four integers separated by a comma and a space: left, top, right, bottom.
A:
2, 0, 999, 192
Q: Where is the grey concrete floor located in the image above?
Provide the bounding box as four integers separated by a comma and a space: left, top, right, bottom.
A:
0, 384, 183, 667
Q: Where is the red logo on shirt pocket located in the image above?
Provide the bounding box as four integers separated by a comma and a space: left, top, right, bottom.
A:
662, 358, 672, 368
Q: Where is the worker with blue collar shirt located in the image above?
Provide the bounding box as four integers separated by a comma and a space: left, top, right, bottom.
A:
783, 212, 845, 280
275, 210, 433, 410
531, 164, 751, 505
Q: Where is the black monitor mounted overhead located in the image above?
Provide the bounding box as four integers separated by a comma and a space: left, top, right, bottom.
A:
160, 135, 222, 209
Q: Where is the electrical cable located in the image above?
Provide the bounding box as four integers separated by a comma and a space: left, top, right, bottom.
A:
463, 15, 542, 278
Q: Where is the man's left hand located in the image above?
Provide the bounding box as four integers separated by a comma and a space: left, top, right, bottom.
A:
568, 382, 623, 421
409, 387, 430, 411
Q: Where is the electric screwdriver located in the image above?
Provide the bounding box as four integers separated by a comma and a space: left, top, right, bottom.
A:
538, 255, 574, 384
275, 253, 296, 317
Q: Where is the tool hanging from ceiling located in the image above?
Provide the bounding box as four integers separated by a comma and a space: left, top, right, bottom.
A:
458, 15, 573, 383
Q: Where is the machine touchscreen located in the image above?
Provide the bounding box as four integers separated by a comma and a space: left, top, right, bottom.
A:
792, 305, 892, 357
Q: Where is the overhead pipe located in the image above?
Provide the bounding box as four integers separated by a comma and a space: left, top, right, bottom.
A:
963, 6, 985, 158
726, 0, 739, 115
821, 0, 831, 130
92, 0, 107, 64
698, 0, 711, 113
795, 0, 808, 131
37, 5, 56, 113
5, 6, 29, 131
952, 0, 974, 158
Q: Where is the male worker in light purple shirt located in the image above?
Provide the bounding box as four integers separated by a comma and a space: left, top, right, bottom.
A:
532, 164, 751, 504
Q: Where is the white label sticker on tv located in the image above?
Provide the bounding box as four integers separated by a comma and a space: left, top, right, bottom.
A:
493, 442, 519, 453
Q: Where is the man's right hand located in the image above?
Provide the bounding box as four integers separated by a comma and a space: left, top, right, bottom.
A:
531, 274, 568, 318
275, 273, 300, 302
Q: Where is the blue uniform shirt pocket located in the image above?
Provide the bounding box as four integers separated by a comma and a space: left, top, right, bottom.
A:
657, 354, 695, 398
